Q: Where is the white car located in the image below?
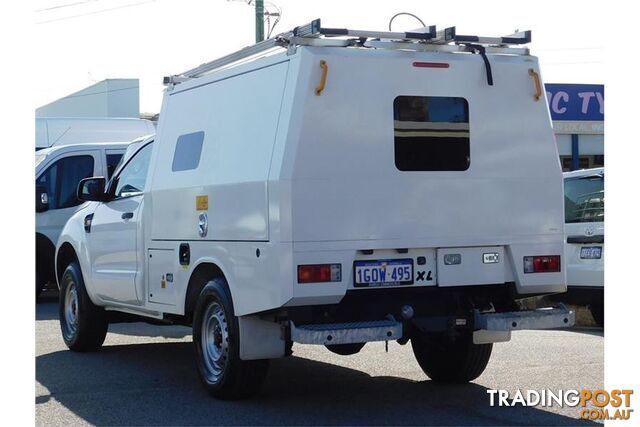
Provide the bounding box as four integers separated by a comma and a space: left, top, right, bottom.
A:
560, 168, 604, 325
55, 20, 574, 399
35, 137, 152, 296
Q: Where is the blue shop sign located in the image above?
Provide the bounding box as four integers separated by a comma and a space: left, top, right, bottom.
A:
544, 84, 604, 121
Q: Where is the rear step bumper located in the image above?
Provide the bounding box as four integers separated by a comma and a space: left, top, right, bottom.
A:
290, 305, 575, 346
291, 320, 402, 345
474, 304, 575, 331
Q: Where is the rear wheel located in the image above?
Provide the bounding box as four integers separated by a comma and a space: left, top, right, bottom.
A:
411, 332, 492, 383
193, 279, 269, 399
59, 262, 108, 351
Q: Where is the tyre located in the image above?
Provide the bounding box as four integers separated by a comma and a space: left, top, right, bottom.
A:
36, 269, 45, 299
59, 262, 108, 352
590, 303, 604, 327
193, 279, 269, 400
411, 332, 492, 383
325, 343, 366, 356
285, 340, 294, 356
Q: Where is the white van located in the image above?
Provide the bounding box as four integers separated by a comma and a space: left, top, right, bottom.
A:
559, 168, 604, 325
36, 137, 151, 296
55, 20, 573, 399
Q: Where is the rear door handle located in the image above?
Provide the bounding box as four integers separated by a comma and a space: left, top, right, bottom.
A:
121, 212, 134, 220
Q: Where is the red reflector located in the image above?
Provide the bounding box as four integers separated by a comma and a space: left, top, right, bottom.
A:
298, 264, 341, 283
413, 61, 450, 69
524, 256, 561, 273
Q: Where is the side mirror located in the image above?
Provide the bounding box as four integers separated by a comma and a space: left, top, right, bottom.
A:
36, 186, 49, 212
77, 177, 107, 202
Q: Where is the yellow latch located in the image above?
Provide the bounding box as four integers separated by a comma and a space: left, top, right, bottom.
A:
315, 60, 328, 96
528, 68, 542, 101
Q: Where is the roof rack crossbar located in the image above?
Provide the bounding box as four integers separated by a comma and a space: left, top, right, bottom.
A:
454, 30, 531, 46
163, 18, 532, 86
318, 25, 437, 41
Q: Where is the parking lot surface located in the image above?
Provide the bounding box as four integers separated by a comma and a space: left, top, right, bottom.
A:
36, 292, 603, 426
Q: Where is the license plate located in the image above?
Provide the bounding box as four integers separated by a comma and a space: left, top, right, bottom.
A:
354, 259, 413, 287
580, 246, 602, 259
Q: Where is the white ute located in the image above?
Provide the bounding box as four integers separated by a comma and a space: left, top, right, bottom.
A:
56, 19, 575, 399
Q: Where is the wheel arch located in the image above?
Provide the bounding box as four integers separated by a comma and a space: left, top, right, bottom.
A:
184, 260, 230, 324
56, 242, 79, 286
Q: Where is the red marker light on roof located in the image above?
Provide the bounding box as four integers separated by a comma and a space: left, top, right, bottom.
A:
413, 62, 450, 69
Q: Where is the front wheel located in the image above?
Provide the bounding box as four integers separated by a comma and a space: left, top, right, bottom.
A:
193, 279, 269, 400
59, 262, 108, 351
411, 332, 492, 383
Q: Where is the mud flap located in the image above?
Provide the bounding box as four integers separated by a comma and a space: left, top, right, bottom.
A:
238, 315, 285, 360
473, 330, 511, 344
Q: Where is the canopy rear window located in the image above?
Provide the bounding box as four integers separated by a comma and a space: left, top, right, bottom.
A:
393, 96, 470, 171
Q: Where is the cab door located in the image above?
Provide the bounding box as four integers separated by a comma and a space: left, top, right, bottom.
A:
88, 143, 153, 305
36, 151, 99, 246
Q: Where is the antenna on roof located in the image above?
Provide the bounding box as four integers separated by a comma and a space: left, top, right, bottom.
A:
388, 12, 426, 31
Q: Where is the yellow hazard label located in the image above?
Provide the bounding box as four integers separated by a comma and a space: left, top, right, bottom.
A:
196, 195, 208, 211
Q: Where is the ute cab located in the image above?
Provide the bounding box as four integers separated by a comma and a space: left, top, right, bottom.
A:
55, 19, 574, 399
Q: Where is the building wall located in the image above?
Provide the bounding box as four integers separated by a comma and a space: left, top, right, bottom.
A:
578, 134, 604, 156
36, 79, 139, 118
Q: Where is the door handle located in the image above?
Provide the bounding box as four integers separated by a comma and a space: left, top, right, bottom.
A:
121, 212, 134, 220
528, 68, 542, 101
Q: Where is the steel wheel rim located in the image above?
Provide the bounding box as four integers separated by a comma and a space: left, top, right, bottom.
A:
63, 281, 79, 339
201, 301, 229, 383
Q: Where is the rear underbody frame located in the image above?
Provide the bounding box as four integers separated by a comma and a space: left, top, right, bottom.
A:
283, 284, 574, 346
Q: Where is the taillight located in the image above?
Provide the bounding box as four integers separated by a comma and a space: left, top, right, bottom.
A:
523, 256, 561, 273
297, 264, 342, 283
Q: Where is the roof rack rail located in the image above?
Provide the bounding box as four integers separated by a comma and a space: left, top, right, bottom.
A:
164, 18, 531, 86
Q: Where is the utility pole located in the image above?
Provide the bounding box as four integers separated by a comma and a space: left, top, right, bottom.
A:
255, 0, 264, 42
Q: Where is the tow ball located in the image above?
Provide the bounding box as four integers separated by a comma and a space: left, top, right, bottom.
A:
394, 305, 415, 346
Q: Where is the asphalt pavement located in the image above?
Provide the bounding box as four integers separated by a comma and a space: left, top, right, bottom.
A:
36, 291, 604, 426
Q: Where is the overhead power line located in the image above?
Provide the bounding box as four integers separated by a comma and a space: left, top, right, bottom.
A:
35, 0, 101, 13
37, 0, 156, 24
